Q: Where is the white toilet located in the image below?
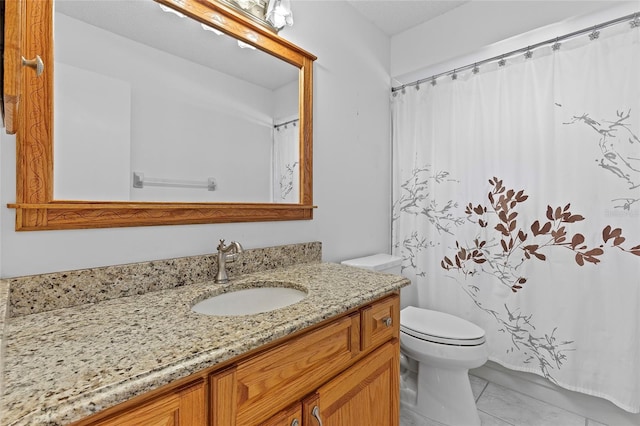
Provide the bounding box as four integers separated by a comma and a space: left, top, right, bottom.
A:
341, 254, 488, 426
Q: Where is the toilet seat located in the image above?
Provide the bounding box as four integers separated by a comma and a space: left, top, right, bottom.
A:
400, 306, 486, 346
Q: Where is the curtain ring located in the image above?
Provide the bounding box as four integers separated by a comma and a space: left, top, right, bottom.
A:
524, 47, 533, 59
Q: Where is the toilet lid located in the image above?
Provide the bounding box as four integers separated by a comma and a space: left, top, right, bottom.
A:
400, 306, 486, 346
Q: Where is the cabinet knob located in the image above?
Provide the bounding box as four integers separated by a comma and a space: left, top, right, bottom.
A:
291, 419, 299, 426
311, 406, 324, 426
21, 55, 44, 76
382, 316, 392, 327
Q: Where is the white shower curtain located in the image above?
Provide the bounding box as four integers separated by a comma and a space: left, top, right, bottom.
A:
392, 22, 640, 412
272, 120, 299, 203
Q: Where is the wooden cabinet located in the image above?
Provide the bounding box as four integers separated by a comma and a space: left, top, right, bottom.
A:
83, 379, 206, 426
233, 313, 360, 424
259, 403, 302, 426
75, 294, 399, 426
304, 341, 399, 426
361, 295, 398, 351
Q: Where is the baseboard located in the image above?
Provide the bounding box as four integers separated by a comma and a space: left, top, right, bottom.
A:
470, 361, 640, 426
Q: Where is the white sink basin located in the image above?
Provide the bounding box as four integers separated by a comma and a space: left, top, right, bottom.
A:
191, 285, 307, 316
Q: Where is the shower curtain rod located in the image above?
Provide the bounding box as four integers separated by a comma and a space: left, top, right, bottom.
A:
391, 11, 640, 93
274, 118, 299, 129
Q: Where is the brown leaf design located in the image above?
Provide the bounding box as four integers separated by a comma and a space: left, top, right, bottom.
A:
571, 234, 585, 249
603, 226, 622, 243
533, 252, 546, 261
546, 206, 554, 220
613, 236, 626, 246
495, 223, 509, 236
531, 220, 541, 236
554, 206, 563, 220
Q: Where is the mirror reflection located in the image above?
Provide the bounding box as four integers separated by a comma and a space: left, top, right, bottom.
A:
53, 0, 300, 203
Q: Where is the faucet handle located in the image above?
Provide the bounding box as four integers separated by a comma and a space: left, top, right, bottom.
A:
217, 239, 226, 250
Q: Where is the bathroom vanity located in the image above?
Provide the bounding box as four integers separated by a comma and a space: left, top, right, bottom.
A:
0, 243, 409, 425
78, 293, 399, 426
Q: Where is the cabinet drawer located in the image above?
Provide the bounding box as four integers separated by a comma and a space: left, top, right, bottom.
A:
235, 313, 360, 425
361, 294, 399, 351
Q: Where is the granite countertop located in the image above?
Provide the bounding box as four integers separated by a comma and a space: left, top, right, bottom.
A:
1, 262, 409, 426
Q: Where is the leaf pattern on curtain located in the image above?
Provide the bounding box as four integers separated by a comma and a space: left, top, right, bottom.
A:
562, 108, 640, 211
394, 171, 640, 381
392, 166, 464, 276
279, 161, 299, 200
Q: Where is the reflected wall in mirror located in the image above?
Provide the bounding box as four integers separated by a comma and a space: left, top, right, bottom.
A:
6, 0, 316, 230
55, 0, 299, 203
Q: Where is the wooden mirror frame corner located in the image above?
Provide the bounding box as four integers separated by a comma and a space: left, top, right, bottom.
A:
5, 0, 316, 231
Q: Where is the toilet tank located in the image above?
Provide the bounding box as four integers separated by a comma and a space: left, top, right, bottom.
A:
341, 253, 402, 275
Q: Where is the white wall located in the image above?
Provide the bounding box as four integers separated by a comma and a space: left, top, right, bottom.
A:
0, 1, 392, 278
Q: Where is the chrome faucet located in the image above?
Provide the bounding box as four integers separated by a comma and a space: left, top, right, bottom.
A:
215, 239, 244, 284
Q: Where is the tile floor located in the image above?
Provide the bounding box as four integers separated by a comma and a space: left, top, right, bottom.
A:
400, 375, 607, 426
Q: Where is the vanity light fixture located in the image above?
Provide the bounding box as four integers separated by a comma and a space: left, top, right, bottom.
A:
266, 0, 293, 30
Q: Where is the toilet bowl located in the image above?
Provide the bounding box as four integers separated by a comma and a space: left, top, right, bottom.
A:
341, 254, 488, 426
401, 306, 488, 426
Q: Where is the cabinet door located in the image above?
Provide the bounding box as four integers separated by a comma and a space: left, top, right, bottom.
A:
361, 295, 399, 352
259, 403, 302, 426
90, 379, 205, 426
305, 340, 399, 426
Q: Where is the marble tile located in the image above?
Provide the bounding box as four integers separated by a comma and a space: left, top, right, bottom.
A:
477, 383, 586, 426
478, 410, 516, 426
470, 374, 489, 402
400, 406, 446, 426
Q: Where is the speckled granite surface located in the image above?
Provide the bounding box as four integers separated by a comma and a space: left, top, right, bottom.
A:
1, 258, 408, 425
6, 241, 322, 317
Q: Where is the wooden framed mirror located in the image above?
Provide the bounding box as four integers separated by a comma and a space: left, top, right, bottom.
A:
4, 0, 316, 230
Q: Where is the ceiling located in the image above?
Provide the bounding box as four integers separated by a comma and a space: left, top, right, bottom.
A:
346, 0, 471, 36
